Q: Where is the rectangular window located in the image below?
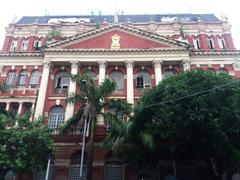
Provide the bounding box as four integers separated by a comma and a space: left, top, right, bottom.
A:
193, 39, 200, 49
34, 40, 42, 50
218, 37, 226, 49
208, 38, 215, 49
21, 40, 29, 51
10, 41, 17, 51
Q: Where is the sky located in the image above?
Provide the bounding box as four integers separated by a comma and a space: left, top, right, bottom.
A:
0, 0, 239, 49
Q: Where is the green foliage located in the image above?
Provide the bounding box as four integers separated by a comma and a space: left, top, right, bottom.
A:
0, 111, 53, 173
47, 29, 61, 40
105, 70, 240, 175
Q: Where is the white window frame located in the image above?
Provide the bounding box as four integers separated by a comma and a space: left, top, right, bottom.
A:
54, 71, 70, 93
29, 70, 40, 88
109, 71, 124, 92
193, 38, 200, 49
10, 40, 18, 51
21, 40, 29, 51
208, 37, 215, 49
17, 71, 28, 88
34, 39, 42, 50
218, 37, 226, 49
48, 106, 65, 129
5, 71, 16, 88
136, 71, 151, 89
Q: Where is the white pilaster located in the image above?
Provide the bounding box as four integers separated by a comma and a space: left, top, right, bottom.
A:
65, 61, 79, 122
98, 60, 106, 85
125, 60, 134, 105
34, 59, 51, 119
5, 102, 10, 111
182, 59, 191, 71
18, 102, 23, 115
153, 60, 163, 85
97, 60, 107, 126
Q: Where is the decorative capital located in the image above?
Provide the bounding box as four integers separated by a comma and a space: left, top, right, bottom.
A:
43, 59, 51, 68
232, 59, 240, 71
153, 60, 163, 68
182, 59, 191, 71
70, 60, 79, 69
98, 60, 107, 69
125, 60, 134, 68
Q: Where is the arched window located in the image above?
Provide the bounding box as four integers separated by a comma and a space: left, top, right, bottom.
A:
136, 71, 151, 89
163, 69, 177, 79
5, 71, 16, 88
109, 71, 124, 92
208, 37, 215, 49
48, 106, 65, 129
29, 70, 40, 88
54, 71, 70, 93
17, 71, 28, 88
69, 151, 88, 180
84, 70, 97, 80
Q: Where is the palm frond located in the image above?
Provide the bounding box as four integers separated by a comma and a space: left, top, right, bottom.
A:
139, 131, 155, 150
98, 79, 116, 99
112, 136, 125, 154
59, 108, 84, 134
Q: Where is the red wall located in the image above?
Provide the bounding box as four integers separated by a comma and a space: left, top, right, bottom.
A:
65, 30, 169, 49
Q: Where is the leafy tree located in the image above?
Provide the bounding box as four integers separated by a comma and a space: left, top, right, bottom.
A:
105, 70, 240, 179
0, 111, 53, 179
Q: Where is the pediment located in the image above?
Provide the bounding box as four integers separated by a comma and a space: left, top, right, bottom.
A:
47, 24, 189, 50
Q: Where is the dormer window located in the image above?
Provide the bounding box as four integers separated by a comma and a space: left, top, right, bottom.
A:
21, 40, 29, 51
208, 37, 215, 49
10, 41, 17, 51
218, 37, 226, 49
193, 38, 200, 49
34, 39, 42, 50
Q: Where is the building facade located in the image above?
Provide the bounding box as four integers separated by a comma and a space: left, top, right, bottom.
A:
1, 14, 240, 180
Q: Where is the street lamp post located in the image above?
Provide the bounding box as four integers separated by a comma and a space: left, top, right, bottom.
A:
79, 100, 89, 179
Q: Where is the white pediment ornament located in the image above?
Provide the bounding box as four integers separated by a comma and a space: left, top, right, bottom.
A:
232, 59, 240, 71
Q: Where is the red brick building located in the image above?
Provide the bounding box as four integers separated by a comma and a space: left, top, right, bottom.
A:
1, 14, 240, 180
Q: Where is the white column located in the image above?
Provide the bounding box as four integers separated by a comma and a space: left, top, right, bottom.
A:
30, 102, 35, 121
153, 60, 163, 85
98, 60, 106, 85
18, 102, 23, 115
65, 61, 79, 122
125, 60, 134, 105
34, 60, 51, 119
97, 60, 107, 126
5, 102, 10, 111
182, 59, 191, 71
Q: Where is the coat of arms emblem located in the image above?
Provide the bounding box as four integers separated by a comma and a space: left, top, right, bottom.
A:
111, 34, 120, 49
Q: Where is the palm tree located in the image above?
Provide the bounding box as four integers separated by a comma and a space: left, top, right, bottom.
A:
61, 74, 130, 180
